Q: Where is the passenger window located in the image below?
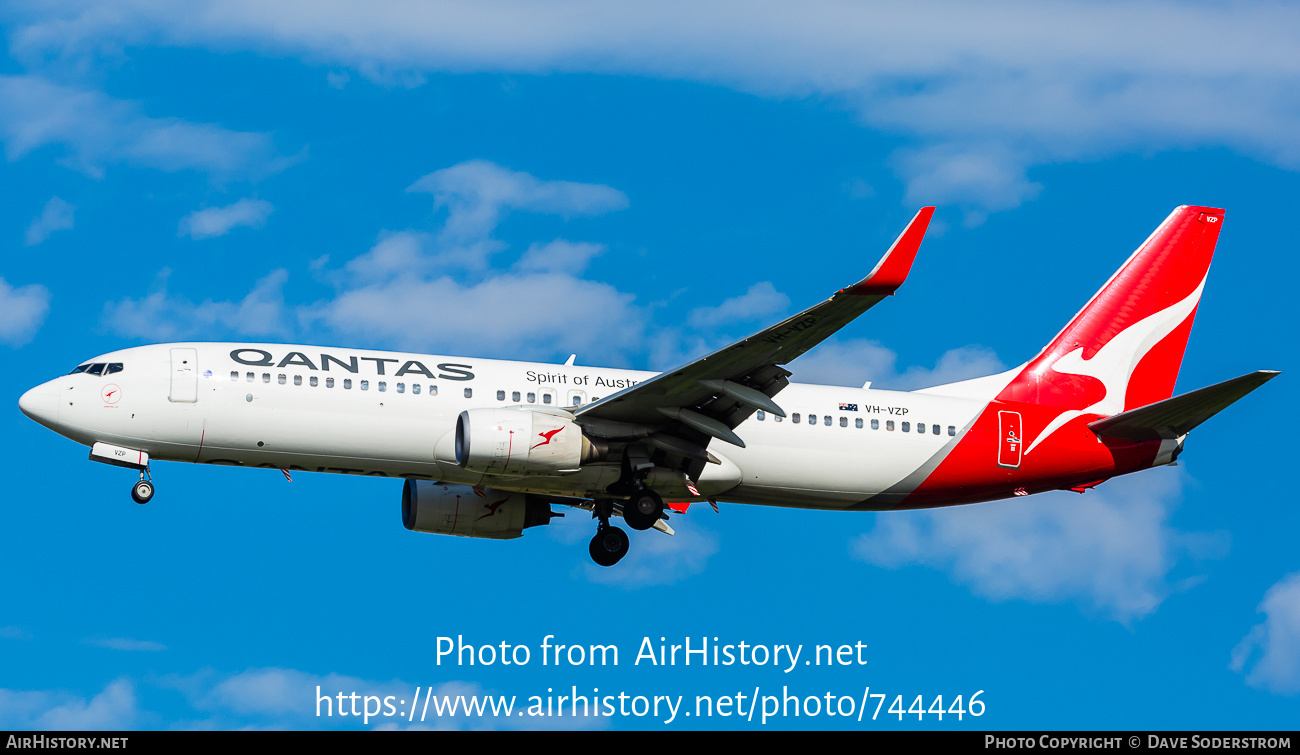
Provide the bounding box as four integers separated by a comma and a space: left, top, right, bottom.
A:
808, 414, 816, 425
106, 363, 124, 375
543, 393, 552, 404
246, 372, 255, 382
824, 416, 832, 426
916, 423, 925, 434
840, 417, 847, 427
774, 414, 783, 422
592, 397, 600, 402
378, 382, 386, 392
294, 375, 302, 386
792, 413, 801, 424
344, 379, 352, 389
886, 420, 895, 431
278, 374, 286, 385
932, 424, 940, 435
855, 418, 863, 429
429, 385, 438, 396
512, 391, 521, 402
902, 422, 910, 432
262, 373, 270, 383
396, 383, 405, 393
464, 388, 473, 398
572, 396, 582, 406
756, 410, 765, 421
497, 390, 506, 401
527, 392, 536, 403
948, 426, 956, 436
230, 371, 239, 381
326, 377, 335, 388
871, 419, 879, 430
310, 376, 319, 387
361, 380, 369, 390
413, 384, 421, 395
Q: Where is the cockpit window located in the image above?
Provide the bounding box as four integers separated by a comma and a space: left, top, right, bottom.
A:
69, 362, 125, 376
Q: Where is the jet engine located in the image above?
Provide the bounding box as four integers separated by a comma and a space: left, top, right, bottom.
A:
455, 407, 601, 476
401, 481, 559, 540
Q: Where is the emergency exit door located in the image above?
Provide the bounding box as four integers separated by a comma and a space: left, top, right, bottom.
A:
997, 410, 1022, 469
169, 348, 198, 403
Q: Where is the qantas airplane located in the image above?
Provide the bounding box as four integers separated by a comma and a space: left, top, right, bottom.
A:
18, 205, 1276, 566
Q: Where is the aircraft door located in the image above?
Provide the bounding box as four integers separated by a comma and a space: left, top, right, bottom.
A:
997, 410, 1022, 469
169, 348, 198, 403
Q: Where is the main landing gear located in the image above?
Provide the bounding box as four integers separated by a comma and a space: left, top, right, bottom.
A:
131, 468, 154, 504
587, 499, 628, 567
586, 488, 667, 567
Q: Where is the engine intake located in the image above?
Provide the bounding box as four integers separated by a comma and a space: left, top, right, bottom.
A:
402, 481, 559, 540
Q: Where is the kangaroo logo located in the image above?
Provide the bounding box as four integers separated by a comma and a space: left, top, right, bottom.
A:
531, 427, 564, 450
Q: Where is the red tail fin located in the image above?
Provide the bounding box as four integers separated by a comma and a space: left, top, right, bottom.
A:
999, 206, 1224, 452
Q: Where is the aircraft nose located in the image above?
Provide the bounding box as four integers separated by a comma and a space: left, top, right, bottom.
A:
18, 382, 60, 430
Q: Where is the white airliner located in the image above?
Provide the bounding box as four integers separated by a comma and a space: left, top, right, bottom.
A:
18, 206, 1275, 566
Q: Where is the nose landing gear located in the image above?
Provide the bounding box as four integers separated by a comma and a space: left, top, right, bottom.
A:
131, 469, 154, 504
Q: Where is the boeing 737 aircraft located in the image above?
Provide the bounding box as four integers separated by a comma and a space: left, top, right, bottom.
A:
18, 205, 1276, 566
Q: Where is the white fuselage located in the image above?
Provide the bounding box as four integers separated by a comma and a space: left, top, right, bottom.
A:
22, 343, 990, 510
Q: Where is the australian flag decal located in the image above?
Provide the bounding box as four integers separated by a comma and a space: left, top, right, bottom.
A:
839, 403, 858, 411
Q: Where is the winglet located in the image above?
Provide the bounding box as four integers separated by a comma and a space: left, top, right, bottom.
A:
841, 206, 935, 295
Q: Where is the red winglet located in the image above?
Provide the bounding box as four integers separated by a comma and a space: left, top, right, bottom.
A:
841, 206, 935, 295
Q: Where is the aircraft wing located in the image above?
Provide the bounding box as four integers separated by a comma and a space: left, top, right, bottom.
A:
574, 207, 935, 481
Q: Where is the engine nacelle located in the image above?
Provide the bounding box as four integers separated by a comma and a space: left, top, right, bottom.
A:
455, 407, 595, 476
402, 481, 558, 540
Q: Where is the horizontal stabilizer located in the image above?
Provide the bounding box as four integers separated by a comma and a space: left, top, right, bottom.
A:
1089, 370, 1279, 441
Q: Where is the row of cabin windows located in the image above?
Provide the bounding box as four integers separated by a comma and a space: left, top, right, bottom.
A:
228, 370, 605, 405
493, 390, 602, 406
230, 371, 472, 398
755, 410, 957, 436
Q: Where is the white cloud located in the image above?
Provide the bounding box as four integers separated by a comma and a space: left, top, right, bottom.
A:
0, 73, 286, 179
25, 196, 75, 245
893, 145, 1042, 220
1232, 573, 1300, 695
103, 268, 291, 340
515, 240, 605, 275
0, 626, 32, 640
0, 276, 52, 347
301, 272, 645, 362
0, 679, 138, 730
166, 666, 600, 729
12, 1, 1300, 211
103, 161, 643, 359
581, 522, 720, 588
408, 160, 628, 244
852, 470, 1226, 622
179, 198, 274, 239
687, 281, 789, 330
790, 338, 1005, 389
84, 637, 167, 652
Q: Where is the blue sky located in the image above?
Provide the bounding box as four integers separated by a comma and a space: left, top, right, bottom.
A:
1, 1, 1297, 730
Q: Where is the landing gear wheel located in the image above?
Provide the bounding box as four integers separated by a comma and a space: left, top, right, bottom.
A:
588, 526, 629, 567
622, 489, 664, 531
131, 479, 154, 505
